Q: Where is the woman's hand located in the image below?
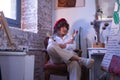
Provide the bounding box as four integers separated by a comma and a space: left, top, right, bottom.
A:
58, 39, 74, 49
59, 43, 66, 49
66, 39, 74, 44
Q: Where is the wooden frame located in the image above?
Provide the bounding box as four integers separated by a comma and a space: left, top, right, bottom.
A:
55, 0, 85, 9
0, 11, 15, 49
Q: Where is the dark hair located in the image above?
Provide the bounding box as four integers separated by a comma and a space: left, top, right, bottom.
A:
54, 20, 69, 34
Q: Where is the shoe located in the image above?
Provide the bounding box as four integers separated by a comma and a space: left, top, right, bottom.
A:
79, 57, 94, 68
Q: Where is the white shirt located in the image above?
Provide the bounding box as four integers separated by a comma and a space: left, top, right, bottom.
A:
48, 34, 76, 50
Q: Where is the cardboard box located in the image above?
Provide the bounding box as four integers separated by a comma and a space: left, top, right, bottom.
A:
92, 42, 105, 48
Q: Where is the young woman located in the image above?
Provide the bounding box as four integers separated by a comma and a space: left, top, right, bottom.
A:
47, 18, 94, 80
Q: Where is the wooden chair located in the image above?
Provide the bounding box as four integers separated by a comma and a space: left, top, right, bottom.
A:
42, 37, 82, 80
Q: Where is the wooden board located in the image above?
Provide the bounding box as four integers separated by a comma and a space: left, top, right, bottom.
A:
0, 11, 15, 49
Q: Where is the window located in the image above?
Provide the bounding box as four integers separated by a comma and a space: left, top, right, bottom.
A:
0, 0, 21, 28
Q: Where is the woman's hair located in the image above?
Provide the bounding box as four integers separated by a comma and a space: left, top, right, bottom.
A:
53, 18, 69, 34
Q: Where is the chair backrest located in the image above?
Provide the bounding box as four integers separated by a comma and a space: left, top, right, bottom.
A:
44, 37, 49, 49
43, 37, 50, 64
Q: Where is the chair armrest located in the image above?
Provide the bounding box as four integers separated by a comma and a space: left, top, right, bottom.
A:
40, 48, 47, 53
73, 49, 82, 57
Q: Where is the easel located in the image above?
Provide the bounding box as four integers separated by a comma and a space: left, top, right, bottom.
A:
0, 11, 15, 50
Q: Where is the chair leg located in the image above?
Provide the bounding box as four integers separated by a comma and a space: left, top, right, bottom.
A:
45, 71, 50, 80
67, 74, 69, 80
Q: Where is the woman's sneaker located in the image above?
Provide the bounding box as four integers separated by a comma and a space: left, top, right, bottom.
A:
79, 58, 94, 68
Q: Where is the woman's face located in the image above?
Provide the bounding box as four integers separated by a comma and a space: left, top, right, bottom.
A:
58, 26, 68, 36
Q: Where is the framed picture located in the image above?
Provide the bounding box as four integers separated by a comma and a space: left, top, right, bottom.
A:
95, 0, 115, 19
55, 0, 85, 9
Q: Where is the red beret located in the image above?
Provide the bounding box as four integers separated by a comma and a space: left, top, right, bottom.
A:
54, 18, 67, 29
